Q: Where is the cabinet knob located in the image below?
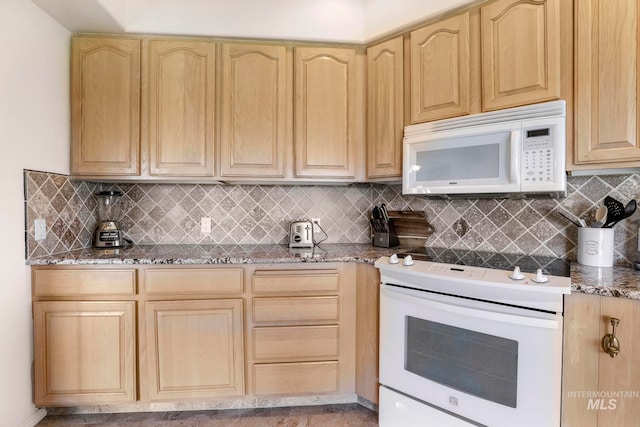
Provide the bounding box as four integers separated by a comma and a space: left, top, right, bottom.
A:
602, 318, 621, 358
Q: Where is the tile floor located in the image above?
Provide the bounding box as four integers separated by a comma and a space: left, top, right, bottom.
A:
37, 403, 378, 426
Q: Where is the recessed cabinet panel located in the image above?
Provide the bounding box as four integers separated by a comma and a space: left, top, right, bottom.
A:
481, 0, 560, 111
294, 47, 358, 178
253, 325, 340, 362
410, 12, 471, 123
32, 268, 136, 297
252, 270, 339, 294
574, 0, 640, 165
71, 37, 140, 176
220, 43, 287, 177
253, 296, 340, 323
367, 36, 404, 178
146, 299, 244, 400
145, 39, 216, 176
145, 268, 244, 295
254, 361, 339, 395
33, 301, 136, 406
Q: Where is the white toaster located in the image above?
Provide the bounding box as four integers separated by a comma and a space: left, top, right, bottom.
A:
289, 221, 314, 248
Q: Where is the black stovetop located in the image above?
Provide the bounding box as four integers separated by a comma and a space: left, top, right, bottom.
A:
398, 247, 571, 277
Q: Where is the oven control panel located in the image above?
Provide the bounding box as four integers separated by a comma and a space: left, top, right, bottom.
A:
429, 264, 486, 280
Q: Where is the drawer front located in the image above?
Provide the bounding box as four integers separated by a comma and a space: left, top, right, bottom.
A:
253, 297, 339, 323
32, 269, 137, 297
145, 268, 243, 295
253, 361, 339, 395
253, 270, 339, 293
253, 325, 339, 362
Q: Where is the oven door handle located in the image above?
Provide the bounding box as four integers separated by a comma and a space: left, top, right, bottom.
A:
382, 286, 559, 329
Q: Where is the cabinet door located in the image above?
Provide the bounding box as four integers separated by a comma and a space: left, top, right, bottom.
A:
367, 36, 404, 178
144, 39, 216, 176
145, 299, 244, 400
481, 0, 560, 111
294, 47, 359, 178
410, 12, 471, 123
562, 294, 640, 426
71, 37, 140, 176
574, 0, 640, 166
33, 301, 136, 406
220, 43, 288, 177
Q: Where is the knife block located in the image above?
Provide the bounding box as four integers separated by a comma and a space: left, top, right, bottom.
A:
372, 220, 400, 248
371, 210, 434, 248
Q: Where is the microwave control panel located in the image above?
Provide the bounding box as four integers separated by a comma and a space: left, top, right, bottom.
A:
522, 127, 553, 183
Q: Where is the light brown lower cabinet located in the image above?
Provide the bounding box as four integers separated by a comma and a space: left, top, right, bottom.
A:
562, 293, 640, 426
145, 299, 245, 400
248, 265, 356, 397
32, 263, 370, 407
33, 301, 137, 406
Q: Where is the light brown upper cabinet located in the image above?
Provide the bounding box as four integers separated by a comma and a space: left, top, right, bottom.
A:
481, 0, 561, 111
410, 12, 473, 123
71, 37, 140, 176
220, 43, 288, 178
294, 47, 361, 179
367, 36, 404, 179
143, 39, 216, 177
573, 0, 640, 168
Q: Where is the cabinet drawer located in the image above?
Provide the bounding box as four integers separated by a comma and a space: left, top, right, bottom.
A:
145, 268, 243, 295
253, 361, 338, 395
32, 269, 137, 297
253, 270, 339, 293
253, 325, 339, 362
253, 297, 339, 323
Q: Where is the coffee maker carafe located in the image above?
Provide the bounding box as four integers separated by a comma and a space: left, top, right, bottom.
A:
93, 191, 127, 248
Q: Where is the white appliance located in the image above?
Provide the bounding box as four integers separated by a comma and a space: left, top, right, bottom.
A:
375, 255, 570, 427
403, 100, 567, 197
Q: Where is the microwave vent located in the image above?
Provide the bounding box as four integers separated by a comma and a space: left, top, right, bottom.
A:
404, 100, 566, 136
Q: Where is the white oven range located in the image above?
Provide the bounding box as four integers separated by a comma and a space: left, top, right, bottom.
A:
375, 255, 571, 427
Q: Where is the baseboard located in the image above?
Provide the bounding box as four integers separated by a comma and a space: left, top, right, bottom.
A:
18, 408, 47, 427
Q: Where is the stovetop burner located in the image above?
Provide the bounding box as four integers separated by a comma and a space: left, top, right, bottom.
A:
397, 247, 570, 277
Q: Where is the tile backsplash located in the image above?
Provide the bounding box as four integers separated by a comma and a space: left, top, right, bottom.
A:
24, 170, 640, 265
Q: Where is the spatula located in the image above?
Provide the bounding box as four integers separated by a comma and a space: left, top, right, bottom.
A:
603, 196, 626, 228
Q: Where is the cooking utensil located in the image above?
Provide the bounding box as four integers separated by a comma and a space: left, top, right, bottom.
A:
603, 196, 626, 228
558, 211, 582, 228
380, 204, 390, 223
623, 199, 637, 219
372, 206, 384, 232
591, 205, 607, 228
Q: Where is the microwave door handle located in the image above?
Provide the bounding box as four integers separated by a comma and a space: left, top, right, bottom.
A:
510, 130, 521, 186
382, 286, 559, 329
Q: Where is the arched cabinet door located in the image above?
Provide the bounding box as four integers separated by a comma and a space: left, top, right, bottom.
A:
410, 11, 472, 124
294, 47, 360, 179
144, 39, 216, 177
71, 37, 140, 176
481, 0, 561, 111
220, 43, 288, 178
367, 36, 404, 179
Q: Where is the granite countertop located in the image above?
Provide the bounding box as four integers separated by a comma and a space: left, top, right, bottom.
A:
571, 263, 640, 300
26, 243, 396, 266
27, 244, 640, 301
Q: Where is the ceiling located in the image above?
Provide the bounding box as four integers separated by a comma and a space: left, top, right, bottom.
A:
32, 0, 475, 43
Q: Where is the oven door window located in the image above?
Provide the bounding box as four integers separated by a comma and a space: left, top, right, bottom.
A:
406, 316, 518, 408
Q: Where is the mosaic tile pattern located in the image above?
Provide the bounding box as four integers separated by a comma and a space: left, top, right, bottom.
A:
24, 170, 640, 265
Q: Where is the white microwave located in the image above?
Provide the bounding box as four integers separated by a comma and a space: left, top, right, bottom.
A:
403, 100, 567, 197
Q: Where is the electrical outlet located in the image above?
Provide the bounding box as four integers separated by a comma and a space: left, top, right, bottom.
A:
201, 217, 212, 233
34, 219, 47, 241
311, 218, 321, 234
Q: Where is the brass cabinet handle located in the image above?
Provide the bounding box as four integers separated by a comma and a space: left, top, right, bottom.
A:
602, 318, 621, 358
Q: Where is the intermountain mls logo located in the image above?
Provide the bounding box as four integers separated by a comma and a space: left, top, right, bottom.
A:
567, 390, 640, 410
